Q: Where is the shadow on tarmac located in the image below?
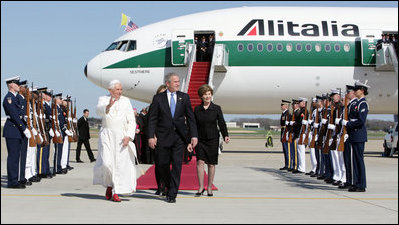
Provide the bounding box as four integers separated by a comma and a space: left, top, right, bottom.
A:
247, 167, 347, 191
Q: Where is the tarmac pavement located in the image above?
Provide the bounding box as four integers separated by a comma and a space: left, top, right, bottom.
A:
1, 137, 397, 224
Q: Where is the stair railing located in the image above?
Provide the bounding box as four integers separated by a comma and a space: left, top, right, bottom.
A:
208, 44, 229, 89
182, 43, 196, 93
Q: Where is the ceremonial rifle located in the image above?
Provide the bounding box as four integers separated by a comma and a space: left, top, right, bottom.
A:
322, 103, 335, 154
71, 98, 79, 142
65, 96, 74, 142
72, 98, 79, 141
51, 96, 63, 143
309, 105, 319, 148
287, 103, 295, 143
330, 101, 342, 151
31, 84, 43, 145
298, 101, 308, 145
26, 86, 37, 147
337, 94, 349, 151
37, 90, 49, 146
316, 96, 330, 149
303, 103, 313, 145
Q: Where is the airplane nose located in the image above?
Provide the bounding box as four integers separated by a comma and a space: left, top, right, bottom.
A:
85, 55, 103, 87
84, 64, 87, 77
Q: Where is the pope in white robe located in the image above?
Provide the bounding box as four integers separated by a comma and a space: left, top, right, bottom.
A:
93, 80, 137, 202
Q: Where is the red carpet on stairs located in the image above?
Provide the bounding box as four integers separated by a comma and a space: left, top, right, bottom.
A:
136, 156, 218, 191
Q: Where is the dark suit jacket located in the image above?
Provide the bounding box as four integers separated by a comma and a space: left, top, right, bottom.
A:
77, 116, 90, 140
147, 91, 198, 147
194, 102, 228, 140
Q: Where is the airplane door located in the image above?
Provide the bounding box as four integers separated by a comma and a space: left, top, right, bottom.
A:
360, 29, 381, 65
171, 30, 193, 66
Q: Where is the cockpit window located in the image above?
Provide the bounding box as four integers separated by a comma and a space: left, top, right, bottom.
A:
127, 40, 137, 51
118, 41, 128, 51
105, 42, 118, 51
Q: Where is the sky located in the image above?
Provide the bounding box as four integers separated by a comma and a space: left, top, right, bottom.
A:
1, 1, 398, 122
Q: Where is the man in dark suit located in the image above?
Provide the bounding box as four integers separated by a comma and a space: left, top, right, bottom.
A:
147, 73, 198, 203
76, 109, 95, 163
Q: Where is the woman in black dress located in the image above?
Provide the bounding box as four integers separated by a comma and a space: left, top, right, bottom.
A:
188, 84, 230, 197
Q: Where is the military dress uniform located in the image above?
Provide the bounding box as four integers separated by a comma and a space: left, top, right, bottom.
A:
307, 98, 318, 176
53, 94, 66, 175
3, 77, 28, 188
340, 86, 358, 189
280, 100, 290, 170
16, 85, 29, 186
344, 82, 370, 192
295, 98, 307, 174
37, 89, 53, 178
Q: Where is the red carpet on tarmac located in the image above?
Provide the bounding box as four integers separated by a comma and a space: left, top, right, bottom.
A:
136, 156, 218, 191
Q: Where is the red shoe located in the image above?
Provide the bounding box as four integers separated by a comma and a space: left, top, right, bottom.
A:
112, 194, 121, 202
105, 187, 112, 200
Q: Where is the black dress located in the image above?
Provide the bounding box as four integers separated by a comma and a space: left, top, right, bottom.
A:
194, 102, 228, 165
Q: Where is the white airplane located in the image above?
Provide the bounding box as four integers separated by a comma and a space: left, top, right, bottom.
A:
85, 6, 398, 114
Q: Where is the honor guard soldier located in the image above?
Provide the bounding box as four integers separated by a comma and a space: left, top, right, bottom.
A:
279, 100, 291, 170
295, 97, 308, 174
16, 80, 31, 186
52, 93, 67, 175
306, 97, 318, 177
38, 88, 53, 179
316, 94, 327, 180
27, 87, 41, 183
288, 99, 299, 173
3, 76, 29, 188
342, 81, 370, 192
338, 85, 357, 189
328, 89, 343, 186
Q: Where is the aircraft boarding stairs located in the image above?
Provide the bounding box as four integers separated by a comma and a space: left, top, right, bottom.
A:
376, 43, 398, 74
183, 43, 229, 110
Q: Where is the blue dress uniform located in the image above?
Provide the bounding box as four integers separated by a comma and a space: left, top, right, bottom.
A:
37, 90, 53, 178
3, 77, 27, 188
279, 100, 290, 170
346, 96, 368, 191
53, 94, 66, 174
16, 91, 28, 185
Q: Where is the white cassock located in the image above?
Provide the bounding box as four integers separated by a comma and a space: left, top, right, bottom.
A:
93, 95, 137, 194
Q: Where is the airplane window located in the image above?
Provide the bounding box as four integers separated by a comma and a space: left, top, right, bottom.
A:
267, 44, 273, 52
105, 42, 119, 51
325, 44, 331, 52
237, 43, 244, 52
296, 44, 302, 52
286, 43, 292, 52
315, 43, 321, 52
276, 43, 283, 52
306, 44, 312, 52
334, 44, 341, 52
257, 43, 263, 52
127, 40, 137, 51
247, 43, 254, 52
117, 40, 129, 51
344, 43, 350, 52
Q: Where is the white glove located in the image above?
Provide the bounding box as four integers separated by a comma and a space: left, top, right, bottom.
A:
314, 123, 319, 128
321, 119, 328, 125
328, 138, 333, 146
49, 129, 55, 138
335, 118, 341, 125
23, 129, 31, 139
39, 134, 43, 143
73, 118, 77, 123
342, 119, 348, 126
289, 121, 294, 126
32, 128, 38, 136
55, 130, 61, 137
65, 129, 73, 136
24, 115, 28, 121
39, 114, 43, 119
344, 134, 349, 142
315, 135, 319, 141
302, 120, 308, 125
68, 117, 72, 122
285, 121, 289, 126
328, 124, 336, 130
308, 119, 313, 124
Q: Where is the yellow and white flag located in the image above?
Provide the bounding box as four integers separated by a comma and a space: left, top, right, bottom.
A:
121, 13, 129, 26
